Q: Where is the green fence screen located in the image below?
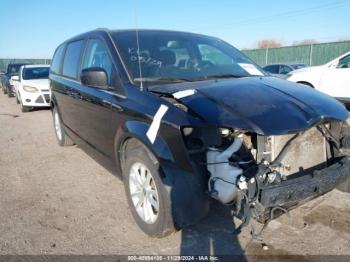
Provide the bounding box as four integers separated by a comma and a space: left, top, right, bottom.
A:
0, 59, 51, 73
242, 41, 350, 66
1, 40, 349, 72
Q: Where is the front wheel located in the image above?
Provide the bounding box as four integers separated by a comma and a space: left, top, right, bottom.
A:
337, 177, 350, 193
7, 87, 13, 97
122, 139, 176, 237
21, 102, 30, 112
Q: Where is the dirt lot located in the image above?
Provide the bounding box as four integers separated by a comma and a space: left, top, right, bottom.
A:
0, 91, 350, 258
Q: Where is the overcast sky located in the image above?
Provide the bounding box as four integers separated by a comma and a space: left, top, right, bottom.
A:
0, 0, 350, 58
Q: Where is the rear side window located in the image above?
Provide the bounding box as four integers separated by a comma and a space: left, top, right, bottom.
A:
62, 40, 84, 79
51, 44, 65, 75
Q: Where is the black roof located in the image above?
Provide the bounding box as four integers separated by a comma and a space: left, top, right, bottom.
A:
61, 28, 217, 44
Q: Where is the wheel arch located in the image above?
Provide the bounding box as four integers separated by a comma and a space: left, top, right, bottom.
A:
116, 121, 210, 229
297, 81, 314, 88
50, 93, 58, 108
115, 120, 175, 177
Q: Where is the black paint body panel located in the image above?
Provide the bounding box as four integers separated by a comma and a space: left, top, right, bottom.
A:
152, 76, 349, 135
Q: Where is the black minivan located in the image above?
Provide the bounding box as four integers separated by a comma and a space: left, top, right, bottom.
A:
50, 29, 350, 237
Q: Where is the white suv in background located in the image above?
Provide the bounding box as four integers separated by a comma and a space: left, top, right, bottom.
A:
286, 51, 350, 106
12, 65, 51, 112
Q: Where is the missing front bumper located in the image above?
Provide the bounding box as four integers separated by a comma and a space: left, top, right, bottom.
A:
259, 156, 350, 208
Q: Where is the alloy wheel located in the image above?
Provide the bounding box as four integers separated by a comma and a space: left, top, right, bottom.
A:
129, 162, 159, 224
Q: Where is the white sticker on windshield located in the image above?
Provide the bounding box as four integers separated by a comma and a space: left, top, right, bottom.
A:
173, 89, 196, 99
146, 105, 169, 144
238, 63, 264, 76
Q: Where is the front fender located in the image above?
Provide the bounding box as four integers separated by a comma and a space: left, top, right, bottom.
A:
115, 120, 210, 227
115, 120, 175, 171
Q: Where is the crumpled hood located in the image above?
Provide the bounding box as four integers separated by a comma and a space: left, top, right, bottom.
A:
22, 79, 50, 90
152, 77, 349, 135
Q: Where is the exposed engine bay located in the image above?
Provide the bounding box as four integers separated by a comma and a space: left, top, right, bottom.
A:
185, 121, 350, 228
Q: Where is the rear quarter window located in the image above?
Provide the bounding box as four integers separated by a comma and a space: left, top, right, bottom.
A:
62, 40, 84, 79
50, 44, 66, 75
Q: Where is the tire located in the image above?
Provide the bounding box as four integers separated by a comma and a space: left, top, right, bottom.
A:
21, 104, 30, 112
337, 177, 350, 193
52, 106, 74, 146
122, 139, 176, 237
7, 86, 13, 97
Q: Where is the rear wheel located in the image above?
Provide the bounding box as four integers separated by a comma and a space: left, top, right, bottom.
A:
122, 139, 176, 237
52, 106, 74, 146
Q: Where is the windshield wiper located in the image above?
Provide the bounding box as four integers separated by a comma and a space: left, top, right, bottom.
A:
134, 77, 193, 83
202, 74, 246, 80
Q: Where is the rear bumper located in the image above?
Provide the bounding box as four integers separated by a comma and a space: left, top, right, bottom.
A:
260, 156, 350, 207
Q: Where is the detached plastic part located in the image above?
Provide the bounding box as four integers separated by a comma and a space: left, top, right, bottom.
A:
207, 135, 243, 203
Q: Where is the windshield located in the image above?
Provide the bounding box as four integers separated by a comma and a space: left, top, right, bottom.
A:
111, 31, 264, 85
8, 65, 22, 74
22, 67, 49, 80
291, 64, 307, 70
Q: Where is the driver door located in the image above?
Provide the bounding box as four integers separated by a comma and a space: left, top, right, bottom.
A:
319, 54, 350, 98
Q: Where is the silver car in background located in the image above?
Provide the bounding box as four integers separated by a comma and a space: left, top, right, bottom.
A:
263, 62, 308, 78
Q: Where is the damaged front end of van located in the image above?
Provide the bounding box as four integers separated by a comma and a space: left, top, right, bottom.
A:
153, 76, 350, 228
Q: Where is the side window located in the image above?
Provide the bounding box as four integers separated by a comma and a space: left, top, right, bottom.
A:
82, 39, 113, 84
160, 43, 190, 68
62, 40, 84, 79
198, 44, 233, 64
50, 44, 65, 75
264, 65, 278, 74
337, 55, 350, 69
279, 65, 292, 75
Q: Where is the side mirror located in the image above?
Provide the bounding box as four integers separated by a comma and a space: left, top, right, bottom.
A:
11, 75, 19, 81
80, 67, 108, 88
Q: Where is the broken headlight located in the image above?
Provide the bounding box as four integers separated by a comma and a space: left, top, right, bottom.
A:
181, 126, 204, 151
181, 126, 242, 151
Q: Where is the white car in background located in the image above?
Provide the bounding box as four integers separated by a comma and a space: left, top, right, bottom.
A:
12, 65, 51, 112
286, 51, 350, 106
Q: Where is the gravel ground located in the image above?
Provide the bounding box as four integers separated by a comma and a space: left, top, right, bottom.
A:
0, 91, 349, 259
